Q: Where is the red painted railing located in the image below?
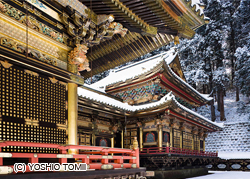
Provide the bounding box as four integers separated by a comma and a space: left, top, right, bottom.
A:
0, 141, 139, 174
140, 147, 218, 157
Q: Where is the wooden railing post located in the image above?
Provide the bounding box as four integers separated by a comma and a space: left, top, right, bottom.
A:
58, 146, 67, 164
166, 142, 170, 153
29, 153, 38, 163
101, 149, 109, 164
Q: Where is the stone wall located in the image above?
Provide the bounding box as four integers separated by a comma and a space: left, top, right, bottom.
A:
205, 122, 250, 152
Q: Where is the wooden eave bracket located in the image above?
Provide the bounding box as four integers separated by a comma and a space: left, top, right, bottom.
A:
105, 0, 158, 36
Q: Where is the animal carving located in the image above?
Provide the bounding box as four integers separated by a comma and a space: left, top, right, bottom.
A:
68, 44, 91, 73
109, 22, 128, 37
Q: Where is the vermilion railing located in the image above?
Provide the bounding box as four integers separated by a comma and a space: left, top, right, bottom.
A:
0, 141, 140, 174
140, 147, 218, 157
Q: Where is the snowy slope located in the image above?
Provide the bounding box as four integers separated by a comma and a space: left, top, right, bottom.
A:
204, 91, 250, 158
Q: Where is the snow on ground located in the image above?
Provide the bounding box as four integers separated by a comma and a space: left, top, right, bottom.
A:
195, 90, 250, 124
216, 90, 250, 123
218, 152, 250, 159
188, 171, 250, 179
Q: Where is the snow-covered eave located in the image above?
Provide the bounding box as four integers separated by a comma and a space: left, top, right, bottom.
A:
163, 60, 213, 103
181, 0, 210, 29
171, 95, 223, 130
186, 0, 205, 17
89, 48, 178, 90
80, 85, 122, 102
78, 87, 222, 131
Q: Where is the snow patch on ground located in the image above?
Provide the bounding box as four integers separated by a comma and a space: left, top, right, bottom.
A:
188, 171, 250, 179
216, 90, 250, 123
218, 152, 250, 159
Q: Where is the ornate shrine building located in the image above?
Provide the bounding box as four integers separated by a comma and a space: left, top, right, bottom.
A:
78, 48, 222, 171
0, 0, 221, 178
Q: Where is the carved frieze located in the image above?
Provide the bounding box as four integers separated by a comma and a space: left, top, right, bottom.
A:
0, 0, 64, 44
0, 36, 59, 66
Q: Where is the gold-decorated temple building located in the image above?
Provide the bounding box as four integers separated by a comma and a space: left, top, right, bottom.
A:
77, 49, 222, 165
0, 0, 221, 177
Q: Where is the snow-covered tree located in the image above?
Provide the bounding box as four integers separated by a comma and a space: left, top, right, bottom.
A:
235, 46, 250, 97
234, 0, 250, 97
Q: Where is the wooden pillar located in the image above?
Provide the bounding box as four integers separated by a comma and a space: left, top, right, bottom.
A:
111, 132, 114, 148
192, 134, 194, 150
121, 129, 124, 149
170, 127, 173, 147
67, 83, 78, 154
180, 130, 183, 149
158, 125, 163, 148
92, 133, 95, 146
203, 135, 206, 151
139, 127, 143, 151
198, 138, 201, 152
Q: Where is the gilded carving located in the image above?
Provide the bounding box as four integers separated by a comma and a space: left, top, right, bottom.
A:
0, 37, 58, 66
24, 69, 39, 77
49, 77, 58, 84
97, 14, 114, 25
109, 22, 128, 37
132, 137, 139, 150
0, 0, 64, 44
142, 26, 157, 37
69, 74, 84, 85
0, 60, 12, 69
0, 1, 6, 12
59, 81, 68, 91
57, 50, 68, 62
68, 44, 91, 73
0, 38, 20, 51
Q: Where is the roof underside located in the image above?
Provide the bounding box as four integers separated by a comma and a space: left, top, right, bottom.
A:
82, 32, 174, 78
77, 0, 207, 77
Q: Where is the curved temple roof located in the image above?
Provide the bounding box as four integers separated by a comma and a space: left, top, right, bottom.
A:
89, 48, 212, 103
78, 87, 222, 131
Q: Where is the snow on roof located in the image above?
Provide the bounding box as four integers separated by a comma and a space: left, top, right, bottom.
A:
90, 47, 212, 102
90, 48, 177, 90
78, 87, 174, 111
78, 87, 222, 129
165, 62, 213, 102
171, 94, 223, 129
190, 0, 204, 16
78, 86, 134, 111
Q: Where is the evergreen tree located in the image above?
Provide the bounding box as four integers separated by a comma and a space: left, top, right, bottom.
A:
234, 0, 250, 97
